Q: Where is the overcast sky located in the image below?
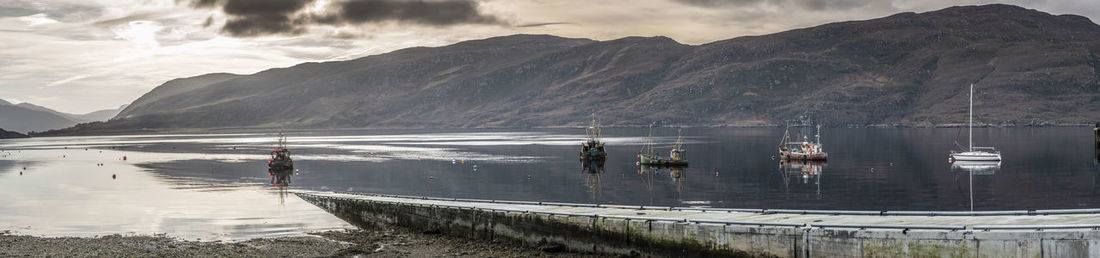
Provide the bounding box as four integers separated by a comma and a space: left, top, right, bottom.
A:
1, 0, 1097, 114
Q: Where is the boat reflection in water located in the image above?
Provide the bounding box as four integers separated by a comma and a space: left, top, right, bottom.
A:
950, 160, 1001, 211
582, 159, 604, 202
951, 161, 1001, 175
633, 165, 690, 205
270, 167, 294, 187
778, 160, 825, 196
636, 164, 688, 203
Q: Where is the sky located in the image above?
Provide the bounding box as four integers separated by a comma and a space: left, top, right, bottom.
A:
1, 0, 1098, 114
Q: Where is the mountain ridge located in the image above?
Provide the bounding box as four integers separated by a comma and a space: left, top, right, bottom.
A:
0, 100, 127, 133
35, 4, 1100, 135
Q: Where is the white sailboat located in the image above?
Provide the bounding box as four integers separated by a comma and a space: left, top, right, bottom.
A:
950, 84, 1002, 162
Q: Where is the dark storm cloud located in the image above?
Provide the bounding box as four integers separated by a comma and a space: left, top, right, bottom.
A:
326, 0, 501, 26
183, 0, 501, 37
218, 0, 314, 36
188, 0, 222, 8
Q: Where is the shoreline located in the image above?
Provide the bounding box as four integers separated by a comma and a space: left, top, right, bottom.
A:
0, 228, 603, 257
22, 122, 1099, 138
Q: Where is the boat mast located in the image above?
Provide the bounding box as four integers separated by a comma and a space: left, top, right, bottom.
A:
645, 125, 654, 155
969, 83, 973, 152
674, 128, 683, 150
815, 124, 821, 145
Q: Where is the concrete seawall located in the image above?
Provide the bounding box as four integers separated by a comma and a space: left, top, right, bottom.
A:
298, 191, 1100, 257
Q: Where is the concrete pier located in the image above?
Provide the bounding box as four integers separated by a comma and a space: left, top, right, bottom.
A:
298, 191, 1100, 257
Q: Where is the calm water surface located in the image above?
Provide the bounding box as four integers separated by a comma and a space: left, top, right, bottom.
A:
1, 127, 1097, 239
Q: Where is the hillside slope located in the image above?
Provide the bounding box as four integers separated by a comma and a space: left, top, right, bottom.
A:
45, 4, 1100, 134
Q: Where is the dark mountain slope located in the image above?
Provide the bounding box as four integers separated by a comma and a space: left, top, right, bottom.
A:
40, 5, 1100, 134
0, 127, 28, 138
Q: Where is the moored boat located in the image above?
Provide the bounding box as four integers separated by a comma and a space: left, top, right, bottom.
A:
778, 122, 828, 161
580, 114, 607, 161
638, 127, 688, 166
949, 84, 1001, 162
268, 133, 294, 186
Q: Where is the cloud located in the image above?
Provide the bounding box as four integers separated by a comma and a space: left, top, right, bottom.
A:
516, 22, 572, 28
671, 0, 779, 7
672, 0, 873, 11
795, 0, 873, 11
185, 0, 503, 37
218, 0, 313, 36
326, 0, 501, 25
0, 6, 38, 17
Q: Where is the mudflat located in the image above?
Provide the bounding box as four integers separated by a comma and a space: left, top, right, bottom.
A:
0, 228, 605, 257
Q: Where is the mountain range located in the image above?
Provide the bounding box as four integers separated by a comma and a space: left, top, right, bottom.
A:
0, 99, 126, 133
35, 4, 1100, 135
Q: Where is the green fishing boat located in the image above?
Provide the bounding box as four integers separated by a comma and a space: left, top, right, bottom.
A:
580, 114, 607, 161
638, 127, 688, 166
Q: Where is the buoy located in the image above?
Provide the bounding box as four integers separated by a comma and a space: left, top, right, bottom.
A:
112, 174, 116, 179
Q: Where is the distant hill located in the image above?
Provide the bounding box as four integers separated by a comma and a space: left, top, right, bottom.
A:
0, 101, 127, 133
0, 128, 29, 139
39, 4, 1100, 135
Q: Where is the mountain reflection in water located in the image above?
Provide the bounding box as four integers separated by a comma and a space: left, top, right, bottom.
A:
1, 127, 1098, 239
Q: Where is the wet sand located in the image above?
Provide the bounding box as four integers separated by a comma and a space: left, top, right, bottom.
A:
0, 228, 608, 257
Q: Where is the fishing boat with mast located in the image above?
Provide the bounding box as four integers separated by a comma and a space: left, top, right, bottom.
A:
638, 126, 688, 166
580, 114, 607, 161
268, 132, 294, 186
778, 121, 827, 161
949, 84, 1002, 162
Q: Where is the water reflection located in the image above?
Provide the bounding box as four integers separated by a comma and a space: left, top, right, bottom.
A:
3, 127, 1099, 219
950, 161, 1001, 211
582, 159, 604, 202
636, 165, 689, 204
669, 167, 685, 200
951, 161, 1000, 175
778, 160, 825, 198
581, 159, 605, 174
269, 167, 294, 187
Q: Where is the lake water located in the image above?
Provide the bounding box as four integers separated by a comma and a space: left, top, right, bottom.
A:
1, 127, 1097, 239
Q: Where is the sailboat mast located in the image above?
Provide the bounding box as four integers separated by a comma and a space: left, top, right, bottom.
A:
969, 83, 973, 152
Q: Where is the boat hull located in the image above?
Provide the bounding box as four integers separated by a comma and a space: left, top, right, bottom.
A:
639, 155, 688, 166
580, 147, 607, 161
780, 151, 828, 161
950, 152, 1001, 161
